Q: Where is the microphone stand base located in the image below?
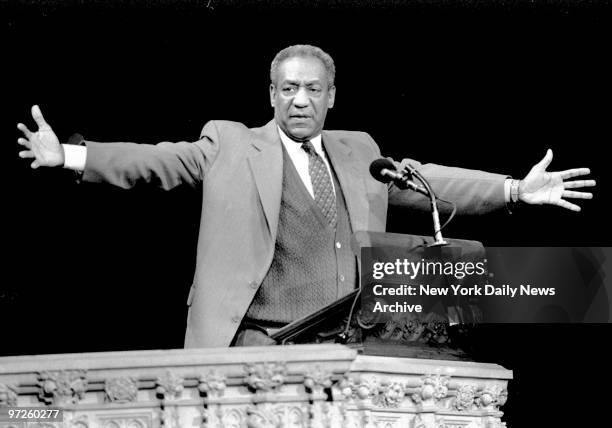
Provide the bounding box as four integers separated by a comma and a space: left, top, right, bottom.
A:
427, 239, 449, 247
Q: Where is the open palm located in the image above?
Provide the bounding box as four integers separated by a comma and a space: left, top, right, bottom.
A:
17, 105, 64, 168
519, 149, 595, 212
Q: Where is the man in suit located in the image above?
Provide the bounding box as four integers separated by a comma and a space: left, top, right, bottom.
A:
17, 45, 595, 348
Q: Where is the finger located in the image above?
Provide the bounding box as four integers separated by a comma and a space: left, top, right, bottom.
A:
17, 123, 32, 138
555, 199, 581, 212
19, 150, 34, 158
535, 149, 553, 171
562, 190, 593, 199
30, 160, 40, 169
31, 105, 49, 129
17, 137, 31, 147
564, 179, 596, 189
560, 168, 590, 179
397, 158, 416, 173
397, 160, 409, 172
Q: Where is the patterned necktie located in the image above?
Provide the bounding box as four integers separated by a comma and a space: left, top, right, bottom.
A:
302, 140, 337, 228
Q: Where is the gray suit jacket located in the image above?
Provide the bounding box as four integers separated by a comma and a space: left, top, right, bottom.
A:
83, 119, 507, 348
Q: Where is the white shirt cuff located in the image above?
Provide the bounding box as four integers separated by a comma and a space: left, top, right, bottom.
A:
62, 144, 87, 171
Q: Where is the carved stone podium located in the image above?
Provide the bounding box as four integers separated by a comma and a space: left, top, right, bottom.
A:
0, 345, 511, 427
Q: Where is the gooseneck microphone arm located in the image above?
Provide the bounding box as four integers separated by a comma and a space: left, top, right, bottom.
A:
401, 163, 448, 246
369, 158, 448, 247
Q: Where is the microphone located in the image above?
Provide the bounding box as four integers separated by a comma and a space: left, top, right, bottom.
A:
369, 157, 448, 247
369, 158, 428, 196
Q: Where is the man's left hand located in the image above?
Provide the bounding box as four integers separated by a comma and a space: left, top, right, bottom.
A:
519, 149, 595, 212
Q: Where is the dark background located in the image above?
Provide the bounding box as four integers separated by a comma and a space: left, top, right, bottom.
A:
2, 0, 611, 426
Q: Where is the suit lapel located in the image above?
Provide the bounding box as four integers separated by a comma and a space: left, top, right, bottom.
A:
246, 123, 371, 240
323, 131, 369, 232
247, 120, 283, 242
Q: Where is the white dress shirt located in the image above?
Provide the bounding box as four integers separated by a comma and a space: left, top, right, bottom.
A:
276, 126, 335, 199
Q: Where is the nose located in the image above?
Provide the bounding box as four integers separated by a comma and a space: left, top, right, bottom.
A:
292, 87, 309, 108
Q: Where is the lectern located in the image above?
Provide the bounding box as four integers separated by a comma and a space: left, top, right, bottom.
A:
272, 231, 487, 360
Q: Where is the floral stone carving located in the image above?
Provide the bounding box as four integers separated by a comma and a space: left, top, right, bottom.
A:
38, 370, 87, 406
244, 362, 286, 393
338, 376, 370, 401
0, 383, 18, 406
104, 377, 138, 403
369, 379, 407, 408
303, 366, 333, 390
198, 371, 227, 397
453, 384, 477, 411
411, 374, 449, 404
477, 385, 507, 410
155, 371, 184, 399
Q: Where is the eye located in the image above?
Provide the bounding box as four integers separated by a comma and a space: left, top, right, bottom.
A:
308, 87, 322, 94
282, 86, 297, 94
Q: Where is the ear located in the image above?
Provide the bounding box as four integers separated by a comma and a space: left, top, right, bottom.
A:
327, 86, 336, 109
269, 84, 276, 108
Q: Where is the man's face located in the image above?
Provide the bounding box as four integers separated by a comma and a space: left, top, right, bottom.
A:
270, 56, 336, 142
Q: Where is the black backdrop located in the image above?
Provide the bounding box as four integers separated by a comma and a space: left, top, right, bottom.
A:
2, 1, 611, 426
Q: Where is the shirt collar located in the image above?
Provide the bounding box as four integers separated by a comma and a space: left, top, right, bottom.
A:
277, 126, 323, 154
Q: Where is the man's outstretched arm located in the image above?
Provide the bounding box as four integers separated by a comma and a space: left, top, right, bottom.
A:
17, 105, 219, 190
388, 149, 595, 215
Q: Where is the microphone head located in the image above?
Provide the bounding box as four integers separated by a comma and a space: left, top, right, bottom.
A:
369, 158, 397, 183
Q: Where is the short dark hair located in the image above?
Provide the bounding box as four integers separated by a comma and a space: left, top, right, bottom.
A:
270, 44, 336, 88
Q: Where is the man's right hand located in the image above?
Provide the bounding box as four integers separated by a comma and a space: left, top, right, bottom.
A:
17, 105, 64, 169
